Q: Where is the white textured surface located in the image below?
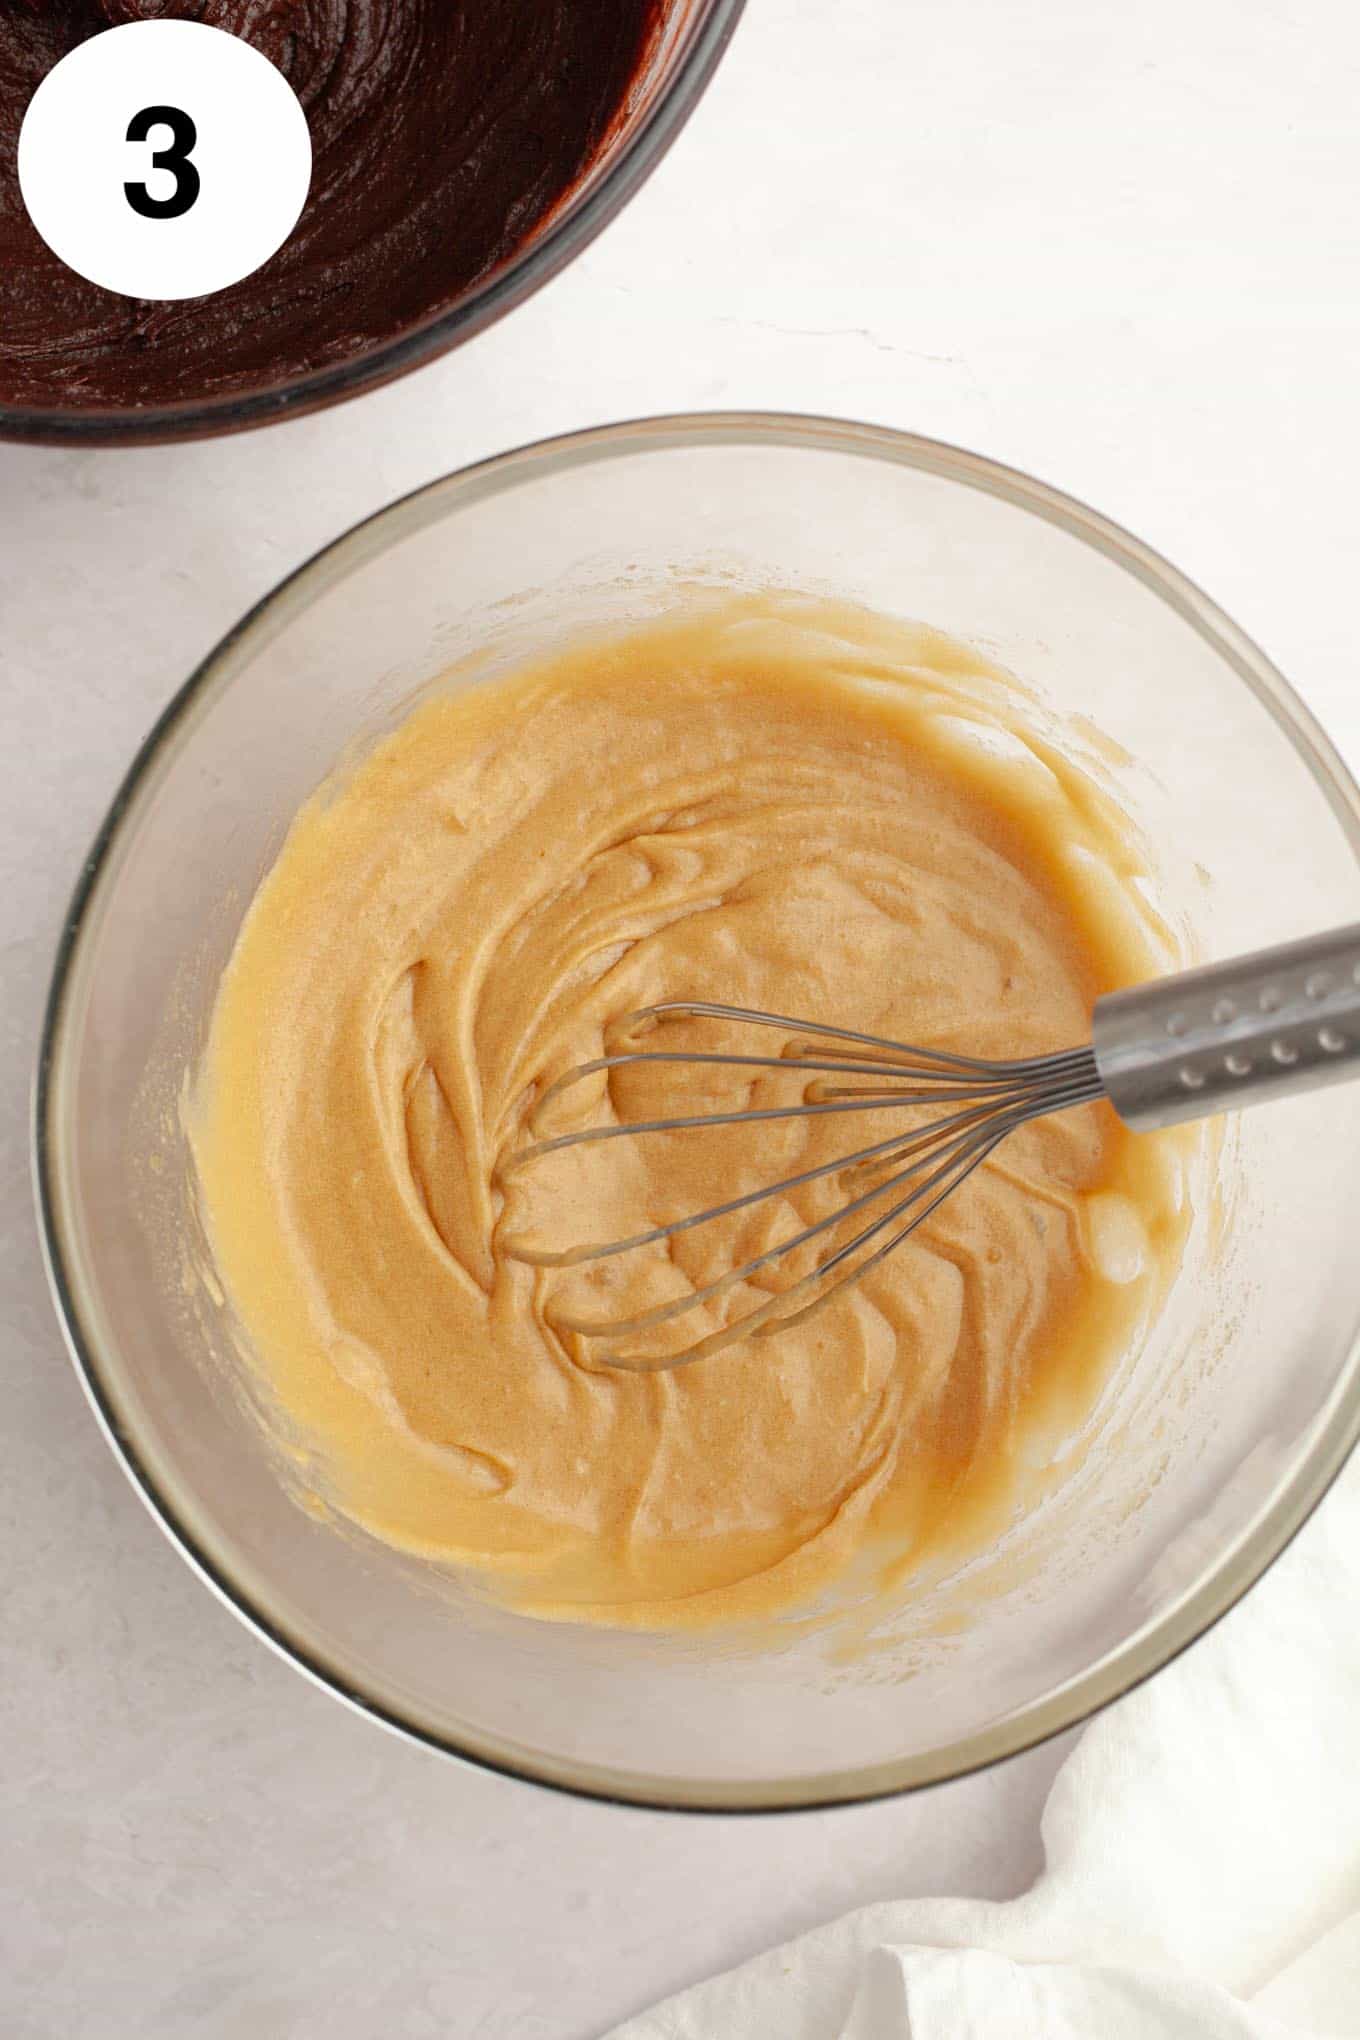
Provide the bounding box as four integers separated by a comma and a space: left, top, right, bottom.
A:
4, 1, 1360, 2033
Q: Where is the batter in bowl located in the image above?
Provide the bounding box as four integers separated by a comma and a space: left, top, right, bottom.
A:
189, 598, 1189, 1627
1, 0, 665, 410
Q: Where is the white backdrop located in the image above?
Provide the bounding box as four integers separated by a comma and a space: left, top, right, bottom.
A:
4, 2, 1360, 2033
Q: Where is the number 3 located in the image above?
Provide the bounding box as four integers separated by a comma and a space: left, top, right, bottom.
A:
125, 104, 200, 220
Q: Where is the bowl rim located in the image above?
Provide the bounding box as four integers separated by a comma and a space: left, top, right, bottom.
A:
0, 0, 745, 448
34, 411, 1360, 1811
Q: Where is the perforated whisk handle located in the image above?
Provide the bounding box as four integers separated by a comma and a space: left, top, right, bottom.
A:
1092, 924, 1360, 1131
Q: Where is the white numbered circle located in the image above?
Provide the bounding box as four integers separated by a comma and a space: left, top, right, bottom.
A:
18, 20, 311, 302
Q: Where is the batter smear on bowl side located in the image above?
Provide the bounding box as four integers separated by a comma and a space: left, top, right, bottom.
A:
188, 598, 1190, 1627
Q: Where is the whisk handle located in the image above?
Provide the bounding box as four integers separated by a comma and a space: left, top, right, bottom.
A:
1093, 923, 1360, 1131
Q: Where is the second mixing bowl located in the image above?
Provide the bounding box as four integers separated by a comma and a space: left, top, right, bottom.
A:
2, 0, 743, 446
36, 416, 1360, 1808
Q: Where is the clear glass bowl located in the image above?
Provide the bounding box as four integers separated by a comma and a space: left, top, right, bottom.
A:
36, 416, 1360, 1810
1, 0, 743, 448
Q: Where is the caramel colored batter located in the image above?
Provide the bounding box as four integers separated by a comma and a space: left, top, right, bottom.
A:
190, 599, 1187, 1628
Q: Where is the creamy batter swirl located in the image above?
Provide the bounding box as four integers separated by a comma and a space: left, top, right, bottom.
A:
189, 600, 1187, 1627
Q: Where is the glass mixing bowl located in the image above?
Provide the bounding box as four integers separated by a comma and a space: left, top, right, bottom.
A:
36, 416, 1360, 1810
1, 0, 742, 448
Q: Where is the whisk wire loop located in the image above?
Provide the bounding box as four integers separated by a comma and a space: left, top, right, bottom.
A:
500, 1001, 1105, 1372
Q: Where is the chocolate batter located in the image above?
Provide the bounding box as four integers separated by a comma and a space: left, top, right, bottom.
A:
0, 0, 664, 411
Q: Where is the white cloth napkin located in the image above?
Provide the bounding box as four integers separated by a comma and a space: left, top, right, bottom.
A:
608, 1467, 1360, 2039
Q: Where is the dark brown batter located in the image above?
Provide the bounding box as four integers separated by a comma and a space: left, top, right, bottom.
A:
0, 0, 664, 411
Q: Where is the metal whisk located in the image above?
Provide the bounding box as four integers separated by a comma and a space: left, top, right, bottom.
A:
500, 925, 1360, 1371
